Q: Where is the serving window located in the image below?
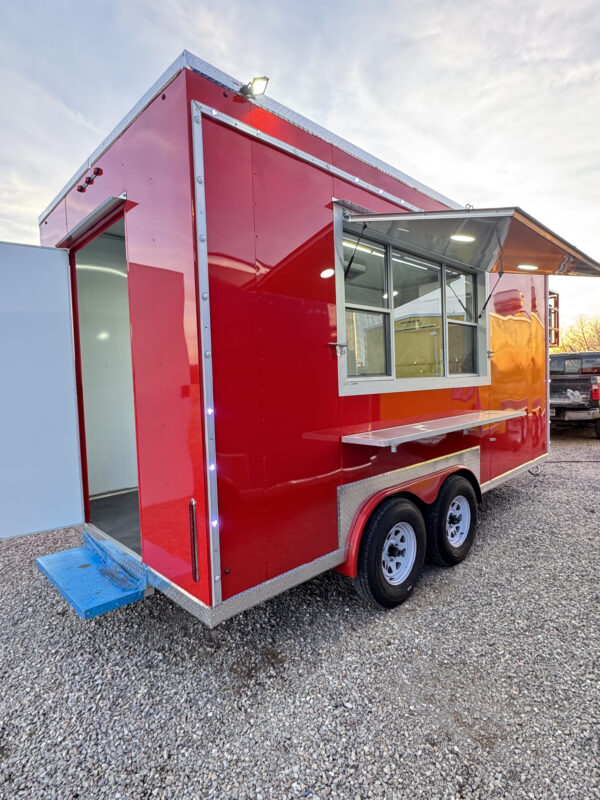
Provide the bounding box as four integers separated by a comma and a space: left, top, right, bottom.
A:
337, 224, 489, 395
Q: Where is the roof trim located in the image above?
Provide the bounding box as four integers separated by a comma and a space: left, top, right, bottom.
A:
38, 50, 460, 225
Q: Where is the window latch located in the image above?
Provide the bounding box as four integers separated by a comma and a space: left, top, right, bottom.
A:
487, 350, 495, 359
329, 342, 348, 357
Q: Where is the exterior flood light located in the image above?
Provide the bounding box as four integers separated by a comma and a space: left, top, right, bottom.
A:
517, 264, 539, 271
451, 234, 476, 243
239, 76, 269, 99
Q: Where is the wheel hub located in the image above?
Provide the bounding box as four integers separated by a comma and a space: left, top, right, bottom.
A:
381, 522, 417, 586
445, 495, 471, 548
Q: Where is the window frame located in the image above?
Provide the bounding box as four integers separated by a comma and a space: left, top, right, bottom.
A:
334, 205, 491, 396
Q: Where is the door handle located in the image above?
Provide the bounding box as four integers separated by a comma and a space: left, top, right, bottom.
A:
329, 342, 348, 357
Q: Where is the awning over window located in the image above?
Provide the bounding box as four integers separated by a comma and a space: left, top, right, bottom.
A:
345, 207, 600, 277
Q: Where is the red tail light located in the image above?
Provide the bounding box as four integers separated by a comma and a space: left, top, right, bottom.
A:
591, 383, 600, 401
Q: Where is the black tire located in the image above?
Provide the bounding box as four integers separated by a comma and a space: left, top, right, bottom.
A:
595, 419, 600, 439
354, 497, 426, 609
426, 476, 478, 567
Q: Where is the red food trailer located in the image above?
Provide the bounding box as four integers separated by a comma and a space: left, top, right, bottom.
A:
36, 51, 600, 624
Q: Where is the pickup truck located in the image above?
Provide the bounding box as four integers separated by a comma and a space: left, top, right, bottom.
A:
549, 351, 600, 438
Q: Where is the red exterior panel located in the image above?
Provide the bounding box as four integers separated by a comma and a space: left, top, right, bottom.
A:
42, 72, 213, 605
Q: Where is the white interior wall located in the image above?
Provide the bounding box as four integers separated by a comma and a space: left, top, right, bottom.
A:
75, 222, 138, 496
0, 242, 84, 537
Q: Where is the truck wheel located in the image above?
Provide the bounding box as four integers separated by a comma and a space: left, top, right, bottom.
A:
426, 476, 478, 567
355, 498, 426, 609
595, 419, 600, 439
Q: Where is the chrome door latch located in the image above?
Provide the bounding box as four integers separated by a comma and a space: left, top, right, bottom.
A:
329, 342, 348, 357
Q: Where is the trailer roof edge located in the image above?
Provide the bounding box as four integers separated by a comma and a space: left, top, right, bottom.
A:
38, 50, 461, 226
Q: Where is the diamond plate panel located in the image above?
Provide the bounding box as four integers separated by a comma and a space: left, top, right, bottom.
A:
337, 447, 481, 548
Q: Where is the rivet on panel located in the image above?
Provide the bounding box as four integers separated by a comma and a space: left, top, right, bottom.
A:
199, 235, 206, 242
202, 292, 209, 300
196, 176, 204, 184
205, 350, 212, 358
194, 115, 201, 123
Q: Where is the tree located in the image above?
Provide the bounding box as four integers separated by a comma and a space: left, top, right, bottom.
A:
554, 315, 600, 353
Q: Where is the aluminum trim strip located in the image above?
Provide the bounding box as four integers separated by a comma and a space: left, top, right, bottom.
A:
192, 104, 222, 606
348, 208, 517, 223
55, 193, 126, 248
85, 523, 143, 564
85, 523, 346, 627
39, 50, 460, 225
337, 447, 481, 548
342, 410, 526, 449
152, 547, 348, 628
480, 453, 548, 493
194, 102, 422, 213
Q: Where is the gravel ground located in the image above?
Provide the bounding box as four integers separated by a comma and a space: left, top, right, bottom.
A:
1, 430, 599, 800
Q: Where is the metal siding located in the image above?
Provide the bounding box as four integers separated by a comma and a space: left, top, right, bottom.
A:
197, 106, 491, 599
201, 117, 267, 598
488, 272, 534, 477
251, 140, 342, 581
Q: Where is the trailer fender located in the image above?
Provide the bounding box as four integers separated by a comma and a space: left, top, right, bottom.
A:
336, 466, 481, 579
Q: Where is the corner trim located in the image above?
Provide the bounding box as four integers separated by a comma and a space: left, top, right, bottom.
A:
55, 193, 126, 248
191, 103, 222, 606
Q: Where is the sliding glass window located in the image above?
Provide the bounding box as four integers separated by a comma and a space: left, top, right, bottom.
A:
343, 235, 390, 377
341, 230, 483, 388
445, 268, 477, 374
393, 251, 443, 378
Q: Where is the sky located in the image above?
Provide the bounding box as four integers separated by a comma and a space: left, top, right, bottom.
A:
1, 0, 599, 326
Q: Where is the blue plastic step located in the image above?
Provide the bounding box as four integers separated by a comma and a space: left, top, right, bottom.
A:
36, 535, 146, 619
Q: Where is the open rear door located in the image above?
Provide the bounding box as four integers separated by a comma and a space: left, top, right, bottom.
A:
0, 242, 83, 538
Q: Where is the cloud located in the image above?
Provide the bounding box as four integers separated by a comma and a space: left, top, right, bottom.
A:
1, 0, 599, 321
0, 67, 104, 243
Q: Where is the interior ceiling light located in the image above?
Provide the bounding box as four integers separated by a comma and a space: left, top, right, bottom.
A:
320, 268, 335, 279
451, 234, 476, 243
239, 76, 269, 99
343, 241, 385, 258
517, 263, 539, 271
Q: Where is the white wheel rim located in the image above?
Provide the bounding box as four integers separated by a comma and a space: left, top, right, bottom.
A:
446, 495, 471, 548
381, 522, 417, 585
